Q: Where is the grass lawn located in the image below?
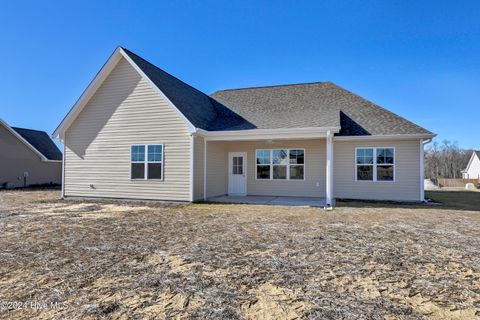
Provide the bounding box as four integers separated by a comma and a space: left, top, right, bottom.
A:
426, 190, 480, 211
0, 190, 479, 319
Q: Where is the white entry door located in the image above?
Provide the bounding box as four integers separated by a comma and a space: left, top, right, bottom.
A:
228, 152, 247, 196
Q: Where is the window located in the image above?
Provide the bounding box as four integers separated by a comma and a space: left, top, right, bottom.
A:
131, 144, 163, 180
356, 147, 394, 182
289, 149, 305, 180
376, 148, 395, 181
131, 145, 145, 179
256, 149, 305, 180
147, 145, 163, 179
272, 150, 288, 179
356, 148, 373, 181
232, 156, 243, 175
256, 149, 271, 179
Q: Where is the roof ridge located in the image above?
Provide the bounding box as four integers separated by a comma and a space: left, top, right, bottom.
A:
213, 81, 331, 93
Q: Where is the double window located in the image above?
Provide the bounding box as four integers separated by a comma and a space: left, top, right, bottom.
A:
356, 147, 395, 181
256, 149, 305, 180
131, 144, 163, 180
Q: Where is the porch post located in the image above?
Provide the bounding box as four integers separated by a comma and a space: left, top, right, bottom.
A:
203, 138, 207, 201
326, 130, 334, 207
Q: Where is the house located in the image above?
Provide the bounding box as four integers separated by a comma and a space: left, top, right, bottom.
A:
0, 119, 62, 188
462, 151, 480, 180
53, 47, 435, 206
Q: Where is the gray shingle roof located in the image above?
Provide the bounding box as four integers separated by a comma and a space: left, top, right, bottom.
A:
122, 48, 254, 131
123, 48, 431, 136
12, 127, 62, 160
211, 82, 432, 136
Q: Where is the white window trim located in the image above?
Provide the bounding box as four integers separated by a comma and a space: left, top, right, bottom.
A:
255, 148, 306, 181
355, 147, 396, 183
130, 144, 164, 181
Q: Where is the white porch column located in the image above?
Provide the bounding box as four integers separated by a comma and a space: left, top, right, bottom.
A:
420, 139, 425, 202
326, 130, 334, 207
203, 138, 207, 201
189, 134, 194, 202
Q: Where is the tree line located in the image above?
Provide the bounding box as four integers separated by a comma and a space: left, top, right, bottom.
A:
424, 140, 473, 180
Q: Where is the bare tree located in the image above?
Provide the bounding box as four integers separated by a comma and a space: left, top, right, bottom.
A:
424, 140, 472, 181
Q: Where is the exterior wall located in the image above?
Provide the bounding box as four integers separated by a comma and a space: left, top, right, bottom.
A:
334, 139, 421, 201
464, 154, 480, 180
203, 139, 326, 198
205, 140, 228, 198
64, 57, 192, 201
0, 125, 61, 187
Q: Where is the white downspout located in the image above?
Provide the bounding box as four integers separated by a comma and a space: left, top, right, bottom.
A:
326, 130, 334, 209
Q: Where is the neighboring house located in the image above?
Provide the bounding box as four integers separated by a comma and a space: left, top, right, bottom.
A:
462, 151, 480, 180
53, 47, 435, 206
0, 119, 62, 188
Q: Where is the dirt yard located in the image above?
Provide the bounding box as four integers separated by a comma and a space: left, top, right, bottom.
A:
0, 190, 479, 319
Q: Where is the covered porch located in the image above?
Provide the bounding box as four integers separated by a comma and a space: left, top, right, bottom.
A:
195, 128, 335, 207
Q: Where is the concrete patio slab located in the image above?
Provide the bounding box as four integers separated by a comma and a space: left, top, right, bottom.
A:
207, 195, 326, 207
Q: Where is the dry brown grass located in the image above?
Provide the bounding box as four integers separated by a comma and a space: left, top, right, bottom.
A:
0, 190, 479, 319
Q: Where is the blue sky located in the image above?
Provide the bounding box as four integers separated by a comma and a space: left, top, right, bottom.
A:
0, 1, 479, 149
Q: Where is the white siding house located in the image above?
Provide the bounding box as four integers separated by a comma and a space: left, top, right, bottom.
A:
53, 47, 435, 205
462, 152, 480, 180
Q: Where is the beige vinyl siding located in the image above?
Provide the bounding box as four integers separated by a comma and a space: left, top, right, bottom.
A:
64, 57, 191, 201
0, 125, 61, 187
204, 139, 326, 198
193, 135, 205, 200
205, 141, 228, 197
334, 139, 421, 201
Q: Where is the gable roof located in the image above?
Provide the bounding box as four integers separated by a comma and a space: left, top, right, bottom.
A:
12, 127, 62, 161
53, 47, 253, 138
126, 48, 432, 135
210, 82, 433, 136
0, 119, 62, 161
121, 48, 254, 131
54, 47, 434, 138
464, 151, 480, 172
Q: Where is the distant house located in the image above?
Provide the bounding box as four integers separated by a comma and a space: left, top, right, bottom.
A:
53, 47, 435, 206
462, 151, 480, 180
0, 119, 62, 188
